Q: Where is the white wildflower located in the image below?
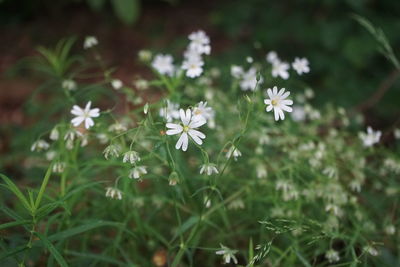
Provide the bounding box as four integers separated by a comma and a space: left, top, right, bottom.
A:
264, 86, 293, 121
52, 162, 66, 174
83, 36, 98, 49
159, 100, 180, 122
363, 245, 378, 256
188, 30, 211, 55
215, 244, 238, 264
111, 79, 123, 90
123, 151, 141, 165
266, 51, 279, 64
49, 127, 59, 141
231, 65, 244, 78
151, 54, 175, 76
182, 56, 204, 78
192, 101, 215, 122
240, 67, 261, 91
359, 127, 381, 147
103, 144, 120, 160
31, 140, 50, 152
325, 249, 340, 263
105, 187, 122, 200
62, 79, 77, 91
129, 166, 147, 179
166, 109, 206, 151
272, 61, 290, 79
199, 163, 219, 176
70, 101, 100, 129
292, 57, 310, 75
226, 145, 242, 161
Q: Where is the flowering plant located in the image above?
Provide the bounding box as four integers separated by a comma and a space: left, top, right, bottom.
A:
1, 30, 399, 267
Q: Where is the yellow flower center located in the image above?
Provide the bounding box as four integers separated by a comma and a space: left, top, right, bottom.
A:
183, 125, 189, 132
271, 99, 278, 106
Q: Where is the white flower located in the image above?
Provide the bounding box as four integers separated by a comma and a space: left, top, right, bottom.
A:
129, 166, 147, 179
182, 56, 204, 78
83, 36, 98, 49
166, 109, 206, 151
199, 163, 219, 175
256, 164, 267, 178
46, 151, 57, 161
291, 105, 306, 121
103, 144, 120, 160
31, 140, 50, 152
266, 51, 279, 64
325, 249, 340, 263
188, 30, 210, 55
192, 101, 215, 122
111, 79, 123, 90
52, 162, 66, 174
272, 61, 290, 79
359, 127, 381, 147
108, 122, 128, 133
384, 225, 396, 235
230, 65, 244, 78
105, 187, 122, 200
215, 244, 238, 264
70, 101, 100, 129
159, 100, 180, 122
292, 57, 310, 75
49, 127, 59, 141
226, 145, 242, 161
363, 245, 378, 256
62, 79, 77, 91
123, 151, 141, 164
228, 199, 245, 210
240, 67, 262, 91
264, 86, 293, 121
246, 56, 253, 63
151, 54, 175, 76
394, 128, 400, 139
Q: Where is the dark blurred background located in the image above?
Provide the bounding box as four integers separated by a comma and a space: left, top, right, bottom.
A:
0, 0, 399, 171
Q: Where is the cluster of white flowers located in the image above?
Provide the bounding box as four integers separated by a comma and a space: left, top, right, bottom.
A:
266, 50, 310, 79
151, 30, 211, 78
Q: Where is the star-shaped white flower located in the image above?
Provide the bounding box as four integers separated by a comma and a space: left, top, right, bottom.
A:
71, 101, 100, 129
192, 101, 215, 122
166, 109, 206, 151
272, 61, 290, 79
264, 86, 293, 121
182, 56, 204, 78
266, 51, 280, 64
240, 67, 262, 91
292, 57, 310, 75
215, 244, 238, 264
151, 54, 175, 76
359, 126, 381, 147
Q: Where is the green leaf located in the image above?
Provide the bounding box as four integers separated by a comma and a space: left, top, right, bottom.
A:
34, 232, 68, 267
47, 221, 122, 242
0, 174, 32, 212
112, 0, 140, 25
34, 165, 53, 211
0, 245, 28, 260
0, 220, 31, 231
